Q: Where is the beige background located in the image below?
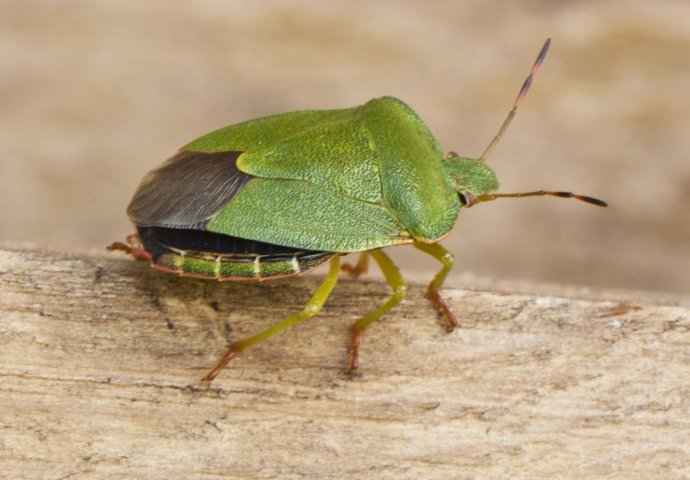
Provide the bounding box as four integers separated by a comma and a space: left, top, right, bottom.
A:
1, 0, 688, 295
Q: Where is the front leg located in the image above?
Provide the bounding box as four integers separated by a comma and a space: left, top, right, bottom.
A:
412, 242, 458, 331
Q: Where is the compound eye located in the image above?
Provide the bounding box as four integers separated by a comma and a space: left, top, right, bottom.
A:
458, 191, 476, 206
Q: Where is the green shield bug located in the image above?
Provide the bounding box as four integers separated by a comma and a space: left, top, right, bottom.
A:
110, 38, 606, 381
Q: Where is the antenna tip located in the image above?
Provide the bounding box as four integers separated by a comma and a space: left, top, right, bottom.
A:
535, 38, 551, 68
580, 196, 608, 207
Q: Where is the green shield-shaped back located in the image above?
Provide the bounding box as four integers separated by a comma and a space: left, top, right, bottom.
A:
131, 97, 461, 252
203, 97, 459, 251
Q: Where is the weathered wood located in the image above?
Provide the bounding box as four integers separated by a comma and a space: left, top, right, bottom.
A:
1, 247, 689, 479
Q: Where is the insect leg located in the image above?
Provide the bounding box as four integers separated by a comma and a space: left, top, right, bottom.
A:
107, 233, 152, 261
348, 249, 407, 373
341, 252, 370, 278
412, 242, 458, 331
203, 255, 341, 381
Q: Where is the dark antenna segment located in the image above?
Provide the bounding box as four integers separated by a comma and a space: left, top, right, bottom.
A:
478, 38, 551, 162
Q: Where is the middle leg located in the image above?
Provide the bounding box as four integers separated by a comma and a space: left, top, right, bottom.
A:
349, 249, 407, 373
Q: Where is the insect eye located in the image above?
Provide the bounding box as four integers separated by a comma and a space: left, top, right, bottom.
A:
458, 191, 476, 207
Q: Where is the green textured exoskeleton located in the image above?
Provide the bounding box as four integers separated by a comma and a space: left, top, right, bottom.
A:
110, 39, 606, 381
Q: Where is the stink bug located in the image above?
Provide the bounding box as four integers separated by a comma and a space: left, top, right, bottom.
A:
110, 38, 606, 381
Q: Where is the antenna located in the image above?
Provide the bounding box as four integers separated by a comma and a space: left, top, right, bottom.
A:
474, 190, 607, 207
478, 38, 551, 162
471, 38, 607, 209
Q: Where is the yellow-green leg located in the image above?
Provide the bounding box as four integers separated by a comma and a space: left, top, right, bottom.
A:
413, 241, 458, 331
203, 255, 341, 381
349, 249, 407, 373
341, 252, 369, 278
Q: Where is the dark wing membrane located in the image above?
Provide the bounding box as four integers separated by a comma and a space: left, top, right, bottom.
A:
127, 150, 252, 228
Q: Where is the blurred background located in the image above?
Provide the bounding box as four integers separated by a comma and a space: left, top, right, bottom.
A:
1, 0, 688, 295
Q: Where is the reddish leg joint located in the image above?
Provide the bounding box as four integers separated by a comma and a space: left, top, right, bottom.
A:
341, 253, 369, 279
341, 263, 366, 278
348, 329, 363, 374
107, 241, 133, 254
107, 234, 152, 262
203, 348, 239, 382
430, 289, 458, 331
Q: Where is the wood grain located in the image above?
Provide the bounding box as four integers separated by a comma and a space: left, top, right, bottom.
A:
1, 247, 688, 479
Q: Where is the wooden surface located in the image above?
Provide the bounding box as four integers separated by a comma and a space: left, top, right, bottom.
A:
1, 246, 689, 479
